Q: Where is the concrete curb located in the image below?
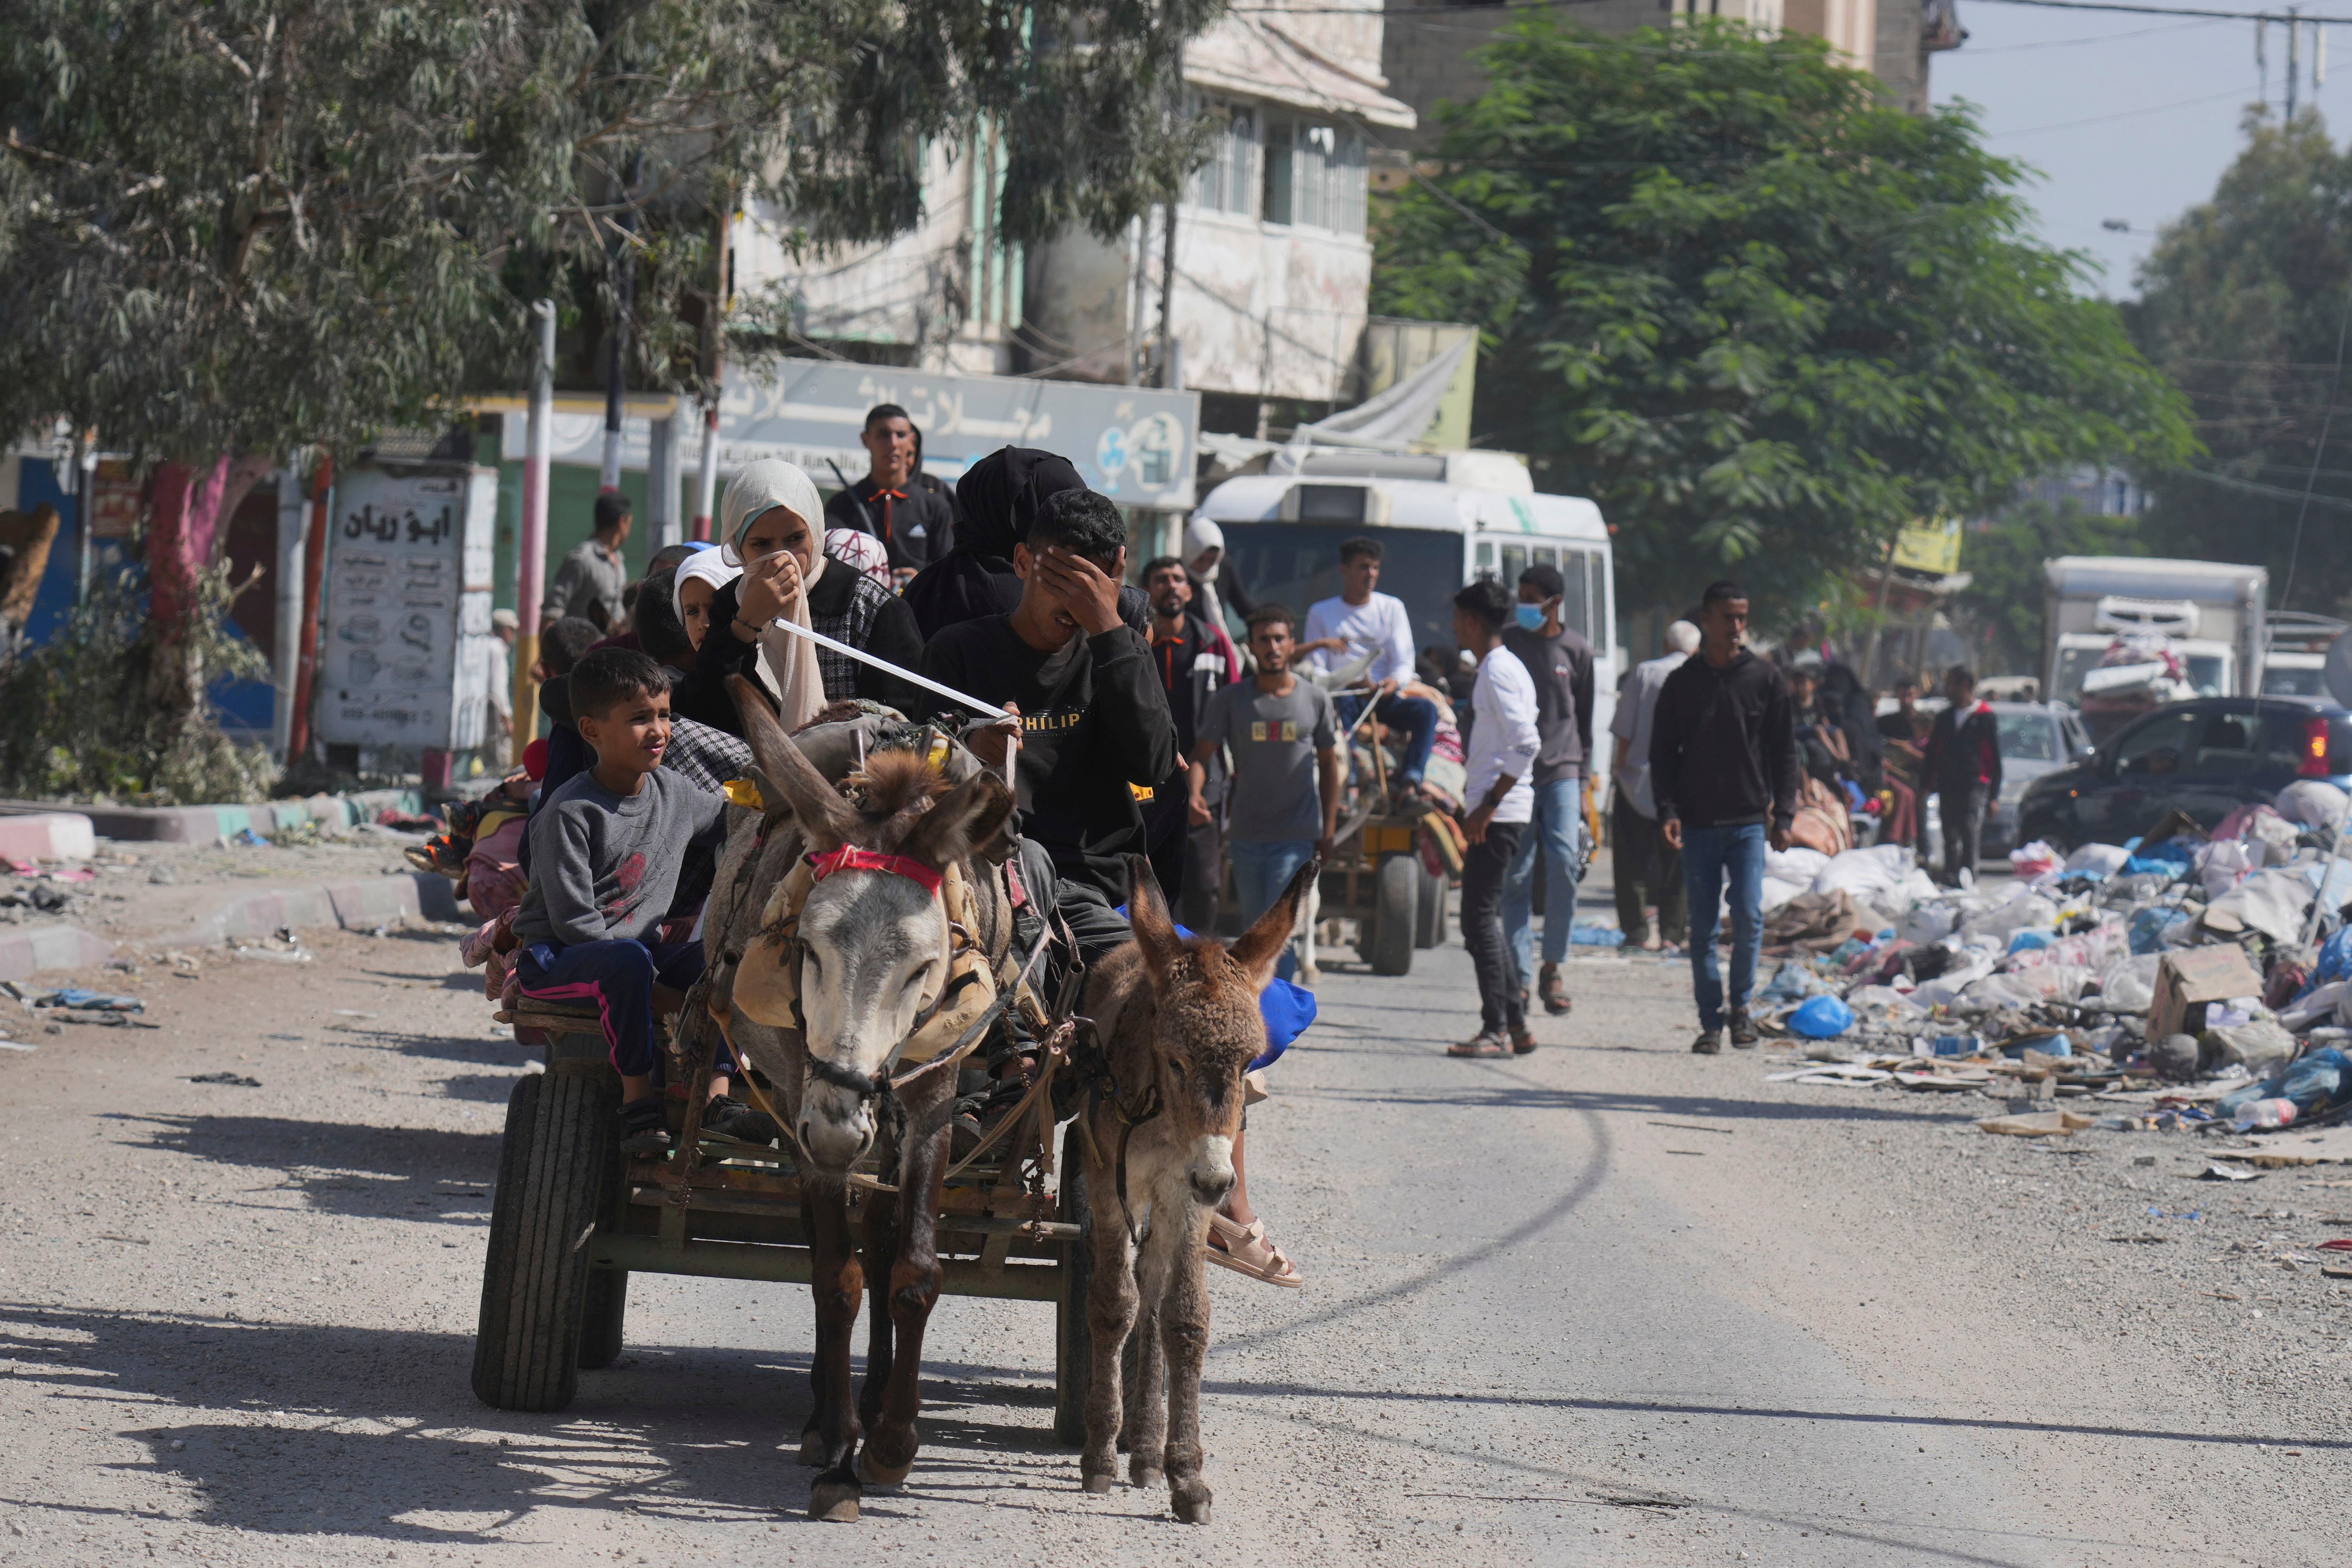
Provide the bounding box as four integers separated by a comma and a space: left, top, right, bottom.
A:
0, 873, 461, 980
183, 872, 464, 945
0, 813, 97, 862
0, 924, 116, 982
0, 789, 423, 845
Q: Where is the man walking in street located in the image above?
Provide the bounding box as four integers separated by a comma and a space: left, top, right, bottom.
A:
1299, 536, 1438, 808
1923, 664, 2001, 889
1610, 619, 1697, 950
1446, 580, 1542, 1059
1190, 604, 1338, 981
1144, 554, 1239, 932
1649, 583, 1800, 1055
1499, 563, 1594, 1018
542, 493, 632, 632
823, 403, 955, 582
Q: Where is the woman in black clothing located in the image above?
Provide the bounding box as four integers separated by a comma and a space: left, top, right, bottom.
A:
903, 444, 1153, 640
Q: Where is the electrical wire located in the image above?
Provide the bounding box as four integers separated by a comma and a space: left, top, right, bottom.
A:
1992, 80, 2264, 135
2280, 287, 2352, 611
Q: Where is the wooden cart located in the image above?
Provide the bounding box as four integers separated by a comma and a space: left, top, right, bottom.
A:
469, 1008, 1097, 1443
1317, 807, 1454, 977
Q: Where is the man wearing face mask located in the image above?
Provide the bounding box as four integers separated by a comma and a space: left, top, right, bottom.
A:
1497, 563, 1595, 1020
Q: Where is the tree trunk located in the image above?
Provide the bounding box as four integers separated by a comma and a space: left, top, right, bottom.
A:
146, 454, 274, 741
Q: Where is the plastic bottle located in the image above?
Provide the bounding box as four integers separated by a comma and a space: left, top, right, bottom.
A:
2233, 1098, 2299, 1131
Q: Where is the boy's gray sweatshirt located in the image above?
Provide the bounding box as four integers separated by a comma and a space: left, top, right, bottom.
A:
513, 768, 730, 947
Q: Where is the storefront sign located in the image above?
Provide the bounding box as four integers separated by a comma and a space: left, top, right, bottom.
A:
316, 465, 499, 751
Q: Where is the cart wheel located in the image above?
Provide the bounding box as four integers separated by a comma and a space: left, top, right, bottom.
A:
472, 1068, 616, 1412
1053, 1122, 1094, 1449
577, 1268, 628, 1369
1368, 855, 1419, 976
1415, 866, 1447, 949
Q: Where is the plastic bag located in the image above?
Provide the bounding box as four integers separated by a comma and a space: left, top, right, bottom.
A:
2129, 905, 2193, 955
2010, 840, 2061, 879
1902, 902, 1960, 944
2274, 779, 2349, 829
1962, 894, 2058, 941
1810, 844, 1915, 903
1788, 995, 1856, 1039
2063, 843, 2132, 878
2094, 952, 2162, 1013
2196, 840, 2257, 901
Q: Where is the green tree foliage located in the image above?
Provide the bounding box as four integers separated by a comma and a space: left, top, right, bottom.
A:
0, 0, 1210, 460
1951, 500, 2147, 678
0, 0, 1209, 793
2128, 111, 2352, 618
1373, 17, 2192, 615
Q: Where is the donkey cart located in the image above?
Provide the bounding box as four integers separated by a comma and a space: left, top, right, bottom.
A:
1317, 804, 1457, 978
469, 1006, 1099, 1445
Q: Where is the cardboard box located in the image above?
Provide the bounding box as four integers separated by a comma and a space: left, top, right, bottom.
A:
2147, 945, 2266, 1040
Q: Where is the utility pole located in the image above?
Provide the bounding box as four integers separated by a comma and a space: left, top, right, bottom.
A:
693, 195, 731, 544
2288, 7, 2301, 118
515, 300, 555, 751
600, 154, 642, 497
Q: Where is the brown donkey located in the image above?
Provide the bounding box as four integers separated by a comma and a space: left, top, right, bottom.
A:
1074, 852, 1318, 1523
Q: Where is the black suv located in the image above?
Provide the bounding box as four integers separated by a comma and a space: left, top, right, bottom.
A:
2015, 696, 2352, 852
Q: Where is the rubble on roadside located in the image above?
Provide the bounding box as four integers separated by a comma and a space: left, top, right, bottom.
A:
1745, 781, 2352, 1162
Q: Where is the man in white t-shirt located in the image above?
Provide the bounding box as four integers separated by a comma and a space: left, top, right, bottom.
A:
1445, 579, 1542, 1059
1297, 535, 1438, 803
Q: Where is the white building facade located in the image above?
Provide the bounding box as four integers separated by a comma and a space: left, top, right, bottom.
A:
736, 2, 1413, 426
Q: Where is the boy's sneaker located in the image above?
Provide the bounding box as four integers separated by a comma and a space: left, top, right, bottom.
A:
1729, 1008, 1759, 1049
1690, 1028, 1724, 1055
701, 1094, 781, 1145
618, 1095, 673, 1157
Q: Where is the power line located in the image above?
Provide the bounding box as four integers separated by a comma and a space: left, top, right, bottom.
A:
1993, 80, 2263, 136
2280, 287, 2352, 610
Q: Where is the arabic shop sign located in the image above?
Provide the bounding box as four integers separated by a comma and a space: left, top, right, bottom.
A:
718, 359, 1200, 510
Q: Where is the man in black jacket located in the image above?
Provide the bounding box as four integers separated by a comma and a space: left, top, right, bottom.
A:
822, 404, 956, 579
1922, 664, 2002, 888
1648, 580, 1802, 1055
921, 488, 1179, 962
1142, 555, 1235, 933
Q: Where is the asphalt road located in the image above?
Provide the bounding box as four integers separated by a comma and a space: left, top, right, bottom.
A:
0, 887, 2344, 1565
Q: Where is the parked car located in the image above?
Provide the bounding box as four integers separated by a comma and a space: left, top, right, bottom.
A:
1985, 704, 2094, 858
2015, 696, 2352, 852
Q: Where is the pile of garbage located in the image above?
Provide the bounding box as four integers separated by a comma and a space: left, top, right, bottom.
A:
1746, 779, 2352, 1147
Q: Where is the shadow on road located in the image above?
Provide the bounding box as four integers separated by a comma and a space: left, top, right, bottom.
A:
0, 1304, 1075, 1541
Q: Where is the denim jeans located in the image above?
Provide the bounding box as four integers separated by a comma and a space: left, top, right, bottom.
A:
1679, 821, 1767, 1033
1334, 691, 1439, 788
1229, 838, 1313, 981
1503, 779, 1587, 987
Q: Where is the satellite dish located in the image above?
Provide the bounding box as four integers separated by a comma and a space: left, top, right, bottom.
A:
2324, 632, 2352, 708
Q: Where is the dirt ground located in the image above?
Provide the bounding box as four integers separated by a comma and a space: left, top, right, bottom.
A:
0, 852, 2345, 1566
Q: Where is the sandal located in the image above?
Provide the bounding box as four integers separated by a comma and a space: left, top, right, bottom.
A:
1206, 1213, 1303, 1288
1447, 1032, 1509, 1058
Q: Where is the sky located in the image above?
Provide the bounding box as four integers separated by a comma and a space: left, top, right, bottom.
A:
1931, 0, 2352, 298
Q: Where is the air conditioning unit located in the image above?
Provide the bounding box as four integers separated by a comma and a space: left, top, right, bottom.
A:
1277, 482, 1392, 525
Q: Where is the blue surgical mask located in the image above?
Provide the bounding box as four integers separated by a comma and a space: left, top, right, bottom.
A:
1514, 604, 1547, 632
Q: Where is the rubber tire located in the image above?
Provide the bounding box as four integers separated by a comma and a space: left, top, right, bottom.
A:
577, 1269, 628, 1370
1053, 1122, 1094, 1449
1415, 866, 1447, 949
1367, 854, 1420, 976
472, 1069, 616, 1411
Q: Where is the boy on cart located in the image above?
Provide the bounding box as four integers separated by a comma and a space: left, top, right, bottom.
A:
510, 647, 776, 1154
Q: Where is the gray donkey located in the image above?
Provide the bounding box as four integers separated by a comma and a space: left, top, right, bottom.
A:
700, 679, 1016, 1522
1074, 852, 1319, 1523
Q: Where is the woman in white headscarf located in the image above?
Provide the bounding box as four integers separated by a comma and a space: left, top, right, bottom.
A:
671, 459, 925, 736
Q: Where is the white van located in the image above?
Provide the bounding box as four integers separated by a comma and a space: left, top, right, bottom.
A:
1192, 446, 1620, 798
